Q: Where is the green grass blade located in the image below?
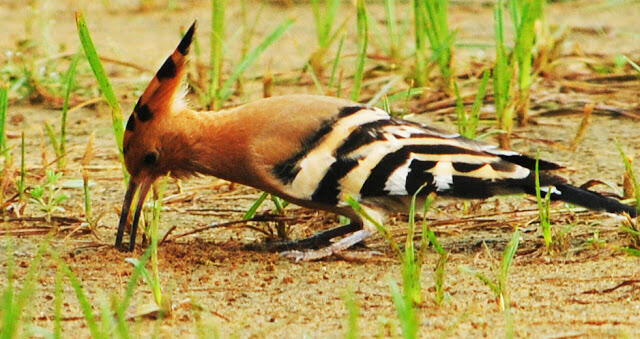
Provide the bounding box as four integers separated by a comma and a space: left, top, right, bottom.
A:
53, 266, 63, 339
44, 122, 61, 157
384, 0, 398, 59
244, 192, 268, 220
59, 50, 81, 170
468, 70, 490, 139
499, 228, 520, 292
114, 246, 153, 339
0, 85, 7, 153
18, 132, 26, 201
1, 232, 16, 339
328, 32, 345, 93
413, 0, 427, 86
624, 55, 640, 74
457, 265, 500, 296
342, 287, 359, 339
217, 18, 294, 107
534, 153, 552, 248
344, 194, 401, 258
387, 278, 417, 339
305, 61, 325, 95
1, 240, 48, 339
350, 0, 368, 101
210, 0, 225, 109
150, 176, 168, 306
75, 12, 127, 183
614, 139, 640, 215
454, 82, 466, 136
58, 259, 103, 339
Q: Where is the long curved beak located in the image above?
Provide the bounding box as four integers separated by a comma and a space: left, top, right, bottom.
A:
115, 177, 153, 251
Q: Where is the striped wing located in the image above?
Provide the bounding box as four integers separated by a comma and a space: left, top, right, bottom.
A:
272, 105, 560, 206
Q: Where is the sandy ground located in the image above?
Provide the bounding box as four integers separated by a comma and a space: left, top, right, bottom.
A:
1, 0, 640, 337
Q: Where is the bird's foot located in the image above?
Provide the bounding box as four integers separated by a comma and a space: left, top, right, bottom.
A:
264, 222, 362, 251
279, 230, 372, 261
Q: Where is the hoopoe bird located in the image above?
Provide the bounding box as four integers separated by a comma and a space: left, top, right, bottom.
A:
115, 21, 636, 260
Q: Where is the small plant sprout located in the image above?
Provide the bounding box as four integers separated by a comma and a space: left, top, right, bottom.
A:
28, 169, 68, 224
458, 227, 520, 310
534, 152, 553, 251
459, 229, 520, 338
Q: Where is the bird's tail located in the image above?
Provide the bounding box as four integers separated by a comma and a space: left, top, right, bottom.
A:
527, 174, 637, 217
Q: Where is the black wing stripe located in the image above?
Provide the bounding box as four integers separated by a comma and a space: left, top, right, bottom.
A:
360, 149, 411, 197
497, 154, 562, 171
335, 119, 397, 157
338, 105, 365, 118
311, 158, 360, 204
452, 162, 485, 173
360, 144, 487, 197
272, 118, 336, 184
405, 160, 437, 195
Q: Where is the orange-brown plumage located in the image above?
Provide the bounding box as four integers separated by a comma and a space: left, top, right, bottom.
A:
116, 21, 636, 259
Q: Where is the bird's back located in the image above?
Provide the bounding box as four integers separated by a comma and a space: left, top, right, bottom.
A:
241, 94, 555, 213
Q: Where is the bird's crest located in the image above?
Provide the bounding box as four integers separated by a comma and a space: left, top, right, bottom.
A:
124, 21, 196, 133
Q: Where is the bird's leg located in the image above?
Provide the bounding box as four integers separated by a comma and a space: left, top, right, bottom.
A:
266, 222, 362, 250
279, 229, 373, 261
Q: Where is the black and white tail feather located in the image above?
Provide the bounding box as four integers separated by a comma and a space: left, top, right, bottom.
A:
274, 104, 636, 260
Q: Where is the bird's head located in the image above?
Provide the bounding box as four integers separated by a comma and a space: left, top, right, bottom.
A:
116, 21, 196, 251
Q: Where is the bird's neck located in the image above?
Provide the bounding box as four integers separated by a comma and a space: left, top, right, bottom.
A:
170, 108, 257, 186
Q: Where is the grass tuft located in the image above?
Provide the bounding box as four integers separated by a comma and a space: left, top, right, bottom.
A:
510, 0, 543, 126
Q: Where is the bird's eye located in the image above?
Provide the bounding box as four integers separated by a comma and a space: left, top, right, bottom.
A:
143, 151, 158, 165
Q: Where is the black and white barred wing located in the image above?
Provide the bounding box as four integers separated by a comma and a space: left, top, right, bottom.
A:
273, 106, 560, 206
